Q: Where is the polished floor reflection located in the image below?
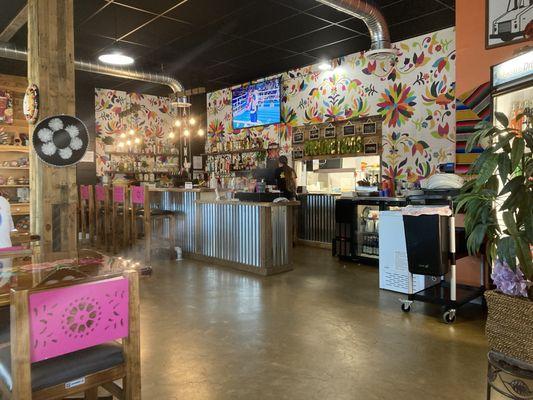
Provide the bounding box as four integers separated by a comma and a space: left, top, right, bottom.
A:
140, 246, 488, 400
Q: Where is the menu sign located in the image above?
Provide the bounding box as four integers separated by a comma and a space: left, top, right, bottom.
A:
364, 143, 378, 154
292, 149, 304, 159
493, 50, 533, 88
293, 129, 304, 143
343, 123, 355, 136
309, 127, 319, 140
363, 122, 377, 135
323, 125, 336, 138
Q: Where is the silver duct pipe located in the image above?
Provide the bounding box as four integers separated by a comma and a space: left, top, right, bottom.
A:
0, 45, 183, 93
315, 0, 391, 51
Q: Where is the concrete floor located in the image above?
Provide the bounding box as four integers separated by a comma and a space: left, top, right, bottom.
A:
139, 246, 489, 400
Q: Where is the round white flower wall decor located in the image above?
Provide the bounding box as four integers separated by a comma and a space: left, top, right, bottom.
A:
32, 115, 89, 167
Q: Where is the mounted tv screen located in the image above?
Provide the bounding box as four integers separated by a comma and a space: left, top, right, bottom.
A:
232, 78, 281, 130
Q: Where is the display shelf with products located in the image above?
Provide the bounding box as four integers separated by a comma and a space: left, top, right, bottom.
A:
0, 74, 31, 217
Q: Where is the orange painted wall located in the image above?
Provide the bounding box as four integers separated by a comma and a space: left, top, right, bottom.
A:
456, 0, 529, 94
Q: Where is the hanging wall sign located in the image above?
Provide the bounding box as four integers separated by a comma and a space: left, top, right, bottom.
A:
293, 128, 304, 144
309, 126, 319, 140
323, 124, 336, 139
342, 122, 355, 136
364, 143, 378, 154
363, 121, 377, 135
292, 148, 303, 159
23, 84, 39, 124
32, 115, 89, 167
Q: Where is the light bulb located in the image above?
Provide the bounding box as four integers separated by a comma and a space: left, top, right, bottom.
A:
169, 131, 175, 139
134, 137, 141, 144
174, 120, 181, 127
126, 140, 132, 146
184, 129, 190, 137
120, 133, 126, 138
189, 117, 196, 125
129, 129, 135, 135
197, 129, 205, 136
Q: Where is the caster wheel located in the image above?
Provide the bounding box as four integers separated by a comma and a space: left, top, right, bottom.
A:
401, 303, 411, 313
443, 310, 456, 324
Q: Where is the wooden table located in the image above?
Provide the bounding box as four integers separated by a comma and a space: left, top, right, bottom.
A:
0, 248, 151, 307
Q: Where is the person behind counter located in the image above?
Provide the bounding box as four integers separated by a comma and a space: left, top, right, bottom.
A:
275, 155, 297, 200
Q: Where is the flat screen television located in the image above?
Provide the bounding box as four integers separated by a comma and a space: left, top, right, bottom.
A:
232, 78, 281, 130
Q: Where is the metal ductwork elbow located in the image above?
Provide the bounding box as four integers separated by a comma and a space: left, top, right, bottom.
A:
315, 0, 395, 60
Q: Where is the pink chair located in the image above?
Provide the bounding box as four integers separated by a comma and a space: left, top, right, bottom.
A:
0, 270, 141, 400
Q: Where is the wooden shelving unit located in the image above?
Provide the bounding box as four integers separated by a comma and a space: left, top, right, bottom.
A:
0, 74, 31, 228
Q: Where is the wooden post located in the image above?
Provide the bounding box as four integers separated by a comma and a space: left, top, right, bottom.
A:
144, 187, 151, 264
11, 289, 32, 399
28, 0, 77, 259
123, 269, 141, 400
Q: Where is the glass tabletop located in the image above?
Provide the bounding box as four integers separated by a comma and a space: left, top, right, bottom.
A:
0, 247, 151, 307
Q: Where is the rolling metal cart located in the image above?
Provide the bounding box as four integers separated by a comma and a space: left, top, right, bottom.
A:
399, 203, 485, 324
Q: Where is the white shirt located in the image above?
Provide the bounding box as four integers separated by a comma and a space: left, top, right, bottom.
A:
0, 196, 14, 248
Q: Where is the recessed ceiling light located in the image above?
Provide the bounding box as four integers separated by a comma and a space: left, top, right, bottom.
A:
318, 61, 332, 71
98, 53, 134, 66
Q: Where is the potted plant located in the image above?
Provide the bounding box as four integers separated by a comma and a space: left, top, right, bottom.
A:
457, 109, 532, 363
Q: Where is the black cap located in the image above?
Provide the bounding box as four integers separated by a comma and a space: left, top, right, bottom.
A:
279, 155, 288, 164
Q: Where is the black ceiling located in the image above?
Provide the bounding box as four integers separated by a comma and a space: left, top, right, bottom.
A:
0, 0, 455, 94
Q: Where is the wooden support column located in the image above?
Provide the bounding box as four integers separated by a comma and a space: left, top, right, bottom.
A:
28, 0, 77, 258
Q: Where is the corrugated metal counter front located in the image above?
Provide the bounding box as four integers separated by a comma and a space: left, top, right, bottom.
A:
298, 193, 339, 247
192, 200, 299, 276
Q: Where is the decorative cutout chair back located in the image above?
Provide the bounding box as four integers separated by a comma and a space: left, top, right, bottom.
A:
95, 185, 106, 203
130, 186, 145, 206
79, 185, 90, 202
28, 277, 129, 363
113, 186, 126, 204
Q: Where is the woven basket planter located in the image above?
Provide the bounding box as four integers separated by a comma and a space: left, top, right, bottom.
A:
485, 290, 533, 364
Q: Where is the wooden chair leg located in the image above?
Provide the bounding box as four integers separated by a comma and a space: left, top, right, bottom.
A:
85, 386, 99, 400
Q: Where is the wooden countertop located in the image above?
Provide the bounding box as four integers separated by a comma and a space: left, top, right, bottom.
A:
196, 199, 300, 207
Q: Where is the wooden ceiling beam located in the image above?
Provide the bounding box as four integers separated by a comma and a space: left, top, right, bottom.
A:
0, 4, 28, 43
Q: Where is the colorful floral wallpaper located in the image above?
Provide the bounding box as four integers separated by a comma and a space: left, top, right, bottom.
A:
95, 88, 175, 175
207, 27, 456, 183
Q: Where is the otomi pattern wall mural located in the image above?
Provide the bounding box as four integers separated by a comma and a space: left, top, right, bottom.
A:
94, 89, 175, 176
207, 27, 456, 183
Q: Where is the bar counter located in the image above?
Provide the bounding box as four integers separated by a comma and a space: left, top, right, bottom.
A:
147, 188, 298, 276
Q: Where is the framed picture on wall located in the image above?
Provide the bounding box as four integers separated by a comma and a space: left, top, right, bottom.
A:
486, 0, 531, 49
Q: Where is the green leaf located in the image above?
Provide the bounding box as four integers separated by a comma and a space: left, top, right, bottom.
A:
499, 175, 523, 196
510, 138, 525, 172
475, 153, 499, 186
502, 211, 518, 236
495, 111, 509, 128
497, 236, 516, 269
498, 153, 511, 183
467, 224, 487, 255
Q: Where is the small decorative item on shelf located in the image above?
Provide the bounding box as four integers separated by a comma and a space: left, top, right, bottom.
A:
457, 111, 532, 364
15, 215, 30, 231
13, 133, 22, 146
23, 83, 40, 124
0, 176, 5, 185
7, 176, 15, 185
0, 127, 8, 144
